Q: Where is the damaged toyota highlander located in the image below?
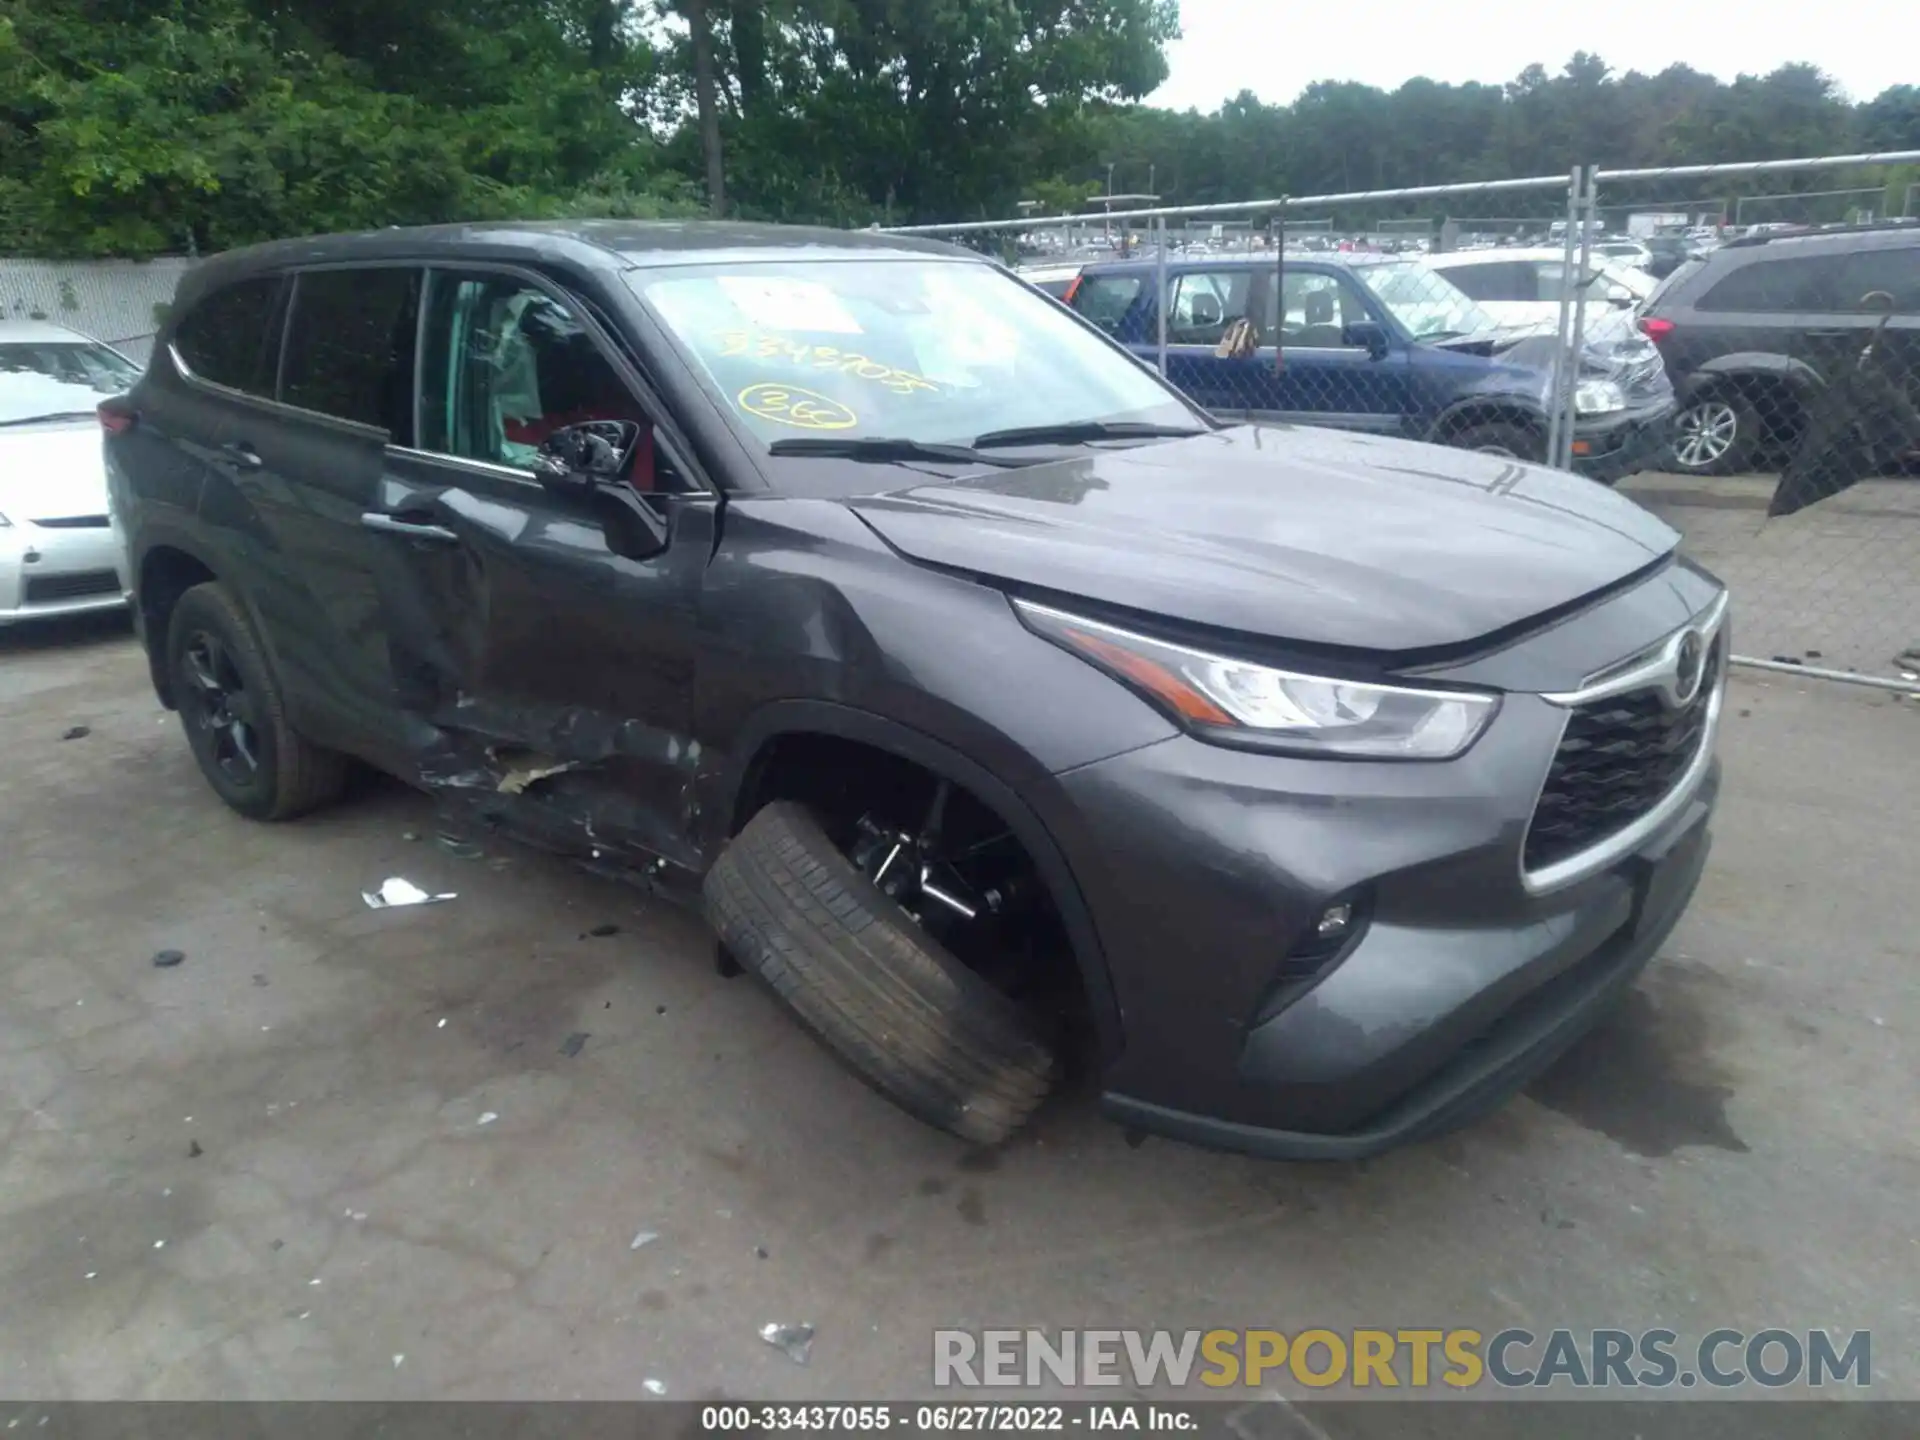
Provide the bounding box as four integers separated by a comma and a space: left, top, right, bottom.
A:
105, 222, 1726, 1159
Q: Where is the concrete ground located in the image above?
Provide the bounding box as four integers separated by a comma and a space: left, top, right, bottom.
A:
2, 599, 1917, 1405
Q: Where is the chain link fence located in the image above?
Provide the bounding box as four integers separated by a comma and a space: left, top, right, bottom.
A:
889, 152, 1920, 691
1588, 156, 1920, 686
0, 256, 195, 364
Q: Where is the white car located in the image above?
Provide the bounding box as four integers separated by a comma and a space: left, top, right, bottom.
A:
1419, 247, 1655, 330
1593, 239, 1656, 271
0, 321, 139, 625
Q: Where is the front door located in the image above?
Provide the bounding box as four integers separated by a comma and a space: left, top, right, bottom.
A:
1262, 269, 1411, 433
367, 267, 716, 871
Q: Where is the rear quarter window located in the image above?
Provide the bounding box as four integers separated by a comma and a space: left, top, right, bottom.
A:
171, 277, 283, 393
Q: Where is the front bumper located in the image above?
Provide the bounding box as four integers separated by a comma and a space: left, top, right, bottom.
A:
1571, 399, 1676, 484
0, 521, 130, 624
1061, 677, 1719, 1161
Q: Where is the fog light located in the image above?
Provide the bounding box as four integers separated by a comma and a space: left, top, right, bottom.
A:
1315, 902, 1353, 937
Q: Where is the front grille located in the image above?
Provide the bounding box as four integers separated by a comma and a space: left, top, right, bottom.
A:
31, 514, 110, 529
23, 570, 121, 603
1524, 637, 1722, 874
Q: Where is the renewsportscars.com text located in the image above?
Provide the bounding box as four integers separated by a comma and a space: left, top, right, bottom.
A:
932, 1327, 1870, 1391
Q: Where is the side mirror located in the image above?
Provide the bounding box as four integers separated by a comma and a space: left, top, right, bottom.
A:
1344, 320, 1391, 360
533, 420, 640, 493
533, 420, 669, 563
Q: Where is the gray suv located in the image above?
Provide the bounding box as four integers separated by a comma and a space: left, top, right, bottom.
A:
104, 221, 1725, 1159
1640, 224, 1920, 474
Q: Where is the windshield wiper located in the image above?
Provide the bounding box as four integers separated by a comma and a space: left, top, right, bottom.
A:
0, 410, 95, 428
971, 420, 1209, 449
767, 436, 1032, 468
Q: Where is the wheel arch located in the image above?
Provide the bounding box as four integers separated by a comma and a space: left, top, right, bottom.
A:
135, 538, 223, 708
1427, 399, 1548, 450
1682, 356, 1815, 443
711, 700, 1125, 1064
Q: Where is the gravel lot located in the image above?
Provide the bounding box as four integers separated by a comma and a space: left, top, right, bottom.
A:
3, 490, 1916, 1408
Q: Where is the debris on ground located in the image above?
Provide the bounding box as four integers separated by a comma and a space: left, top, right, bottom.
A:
252, 974, 268, 987
561, 1032, 589, 1058
655, 1004, 667, 1016
477, 1111, 499, 1126
643, 1379, 667, 1396
437, 1018, 447, 1029
392, 1355, 404, 1368
754, 1245, 769, 1260
60, 725, 91, 741
402, 831, 420, 842
582, 923, 620, 939
497, 752, 579, 795
361, 878, 456, 909
1770, 654, 1803, 665
630, 1229, 659, 1250
759, 1322, 815, 1366
434, 832, 484, 861
151, 949, 185, 968
187, 1140, 203, 1159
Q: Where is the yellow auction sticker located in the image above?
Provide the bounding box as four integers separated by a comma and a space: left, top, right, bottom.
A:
738, 383, 858, 431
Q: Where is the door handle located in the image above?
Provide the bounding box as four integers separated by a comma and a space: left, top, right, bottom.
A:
360, 512, 457, 543
219, 441, 262, 471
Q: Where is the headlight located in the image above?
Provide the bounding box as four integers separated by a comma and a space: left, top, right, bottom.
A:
1574, 378, 1626, 415
1014, 601, 1498, 760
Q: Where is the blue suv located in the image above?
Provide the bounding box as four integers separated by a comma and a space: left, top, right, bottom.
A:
1066, 254, 1675, 483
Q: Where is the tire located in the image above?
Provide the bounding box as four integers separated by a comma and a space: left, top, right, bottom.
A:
166, 582, 348, 820
1446, 422, 1545, 462
1670, 393, 1758, 475
704, 801, 1057, 1145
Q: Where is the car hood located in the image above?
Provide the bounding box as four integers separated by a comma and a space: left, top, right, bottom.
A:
846, 425, 1678, 654
0, 420, 108, 521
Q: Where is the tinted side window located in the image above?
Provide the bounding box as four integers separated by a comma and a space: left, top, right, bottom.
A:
1445, 262, 1537, 303
281, 268, 423, 437
1825, 244, 1920, 313
1696, 254, 1833, 313
172, 277, 282, 393
1070, 274, 1143, 334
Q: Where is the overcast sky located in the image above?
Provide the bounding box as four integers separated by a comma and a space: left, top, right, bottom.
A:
1150, 0, 1910, 111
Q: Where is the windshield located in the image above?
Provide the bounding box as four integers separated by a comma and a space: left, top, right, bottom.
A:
627, 259, 1195, 451
0, 340, 140, 425
1352, 262, 1500, 339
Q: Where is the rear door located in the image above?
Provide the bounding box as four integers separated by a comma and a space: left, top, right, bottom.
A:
367, 265, 718, 870
223, 264, 424, 761
1262, 268, 1410, 432
1791, 240, 1920, 424
1157, 266, 1278, 417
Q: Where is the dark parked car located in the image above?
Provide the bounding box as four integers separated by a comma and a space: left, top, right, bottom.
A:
1068, 254, 1674, 484
1641, 224, 1920, 474
105, 221, 1727, 1160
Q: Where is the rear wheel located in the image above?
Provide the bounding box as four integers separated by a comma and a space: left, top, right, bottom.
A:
1671, 393, 1758, 475
167, 583, 348, 820
704, 798, 1058, 1145
1447, 421, 1544, 462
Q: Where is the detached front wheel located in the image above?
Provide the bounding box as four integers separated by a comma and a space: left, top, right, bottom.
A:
704, 800, 1057, 1144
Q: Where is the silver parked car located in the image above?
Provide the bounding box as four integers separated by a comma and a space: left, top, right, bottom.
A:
0, 321, 139, 624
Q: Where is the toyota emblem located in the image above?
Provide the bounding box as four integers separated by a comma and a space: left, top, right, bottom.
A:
1673, 630, 1706, 705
